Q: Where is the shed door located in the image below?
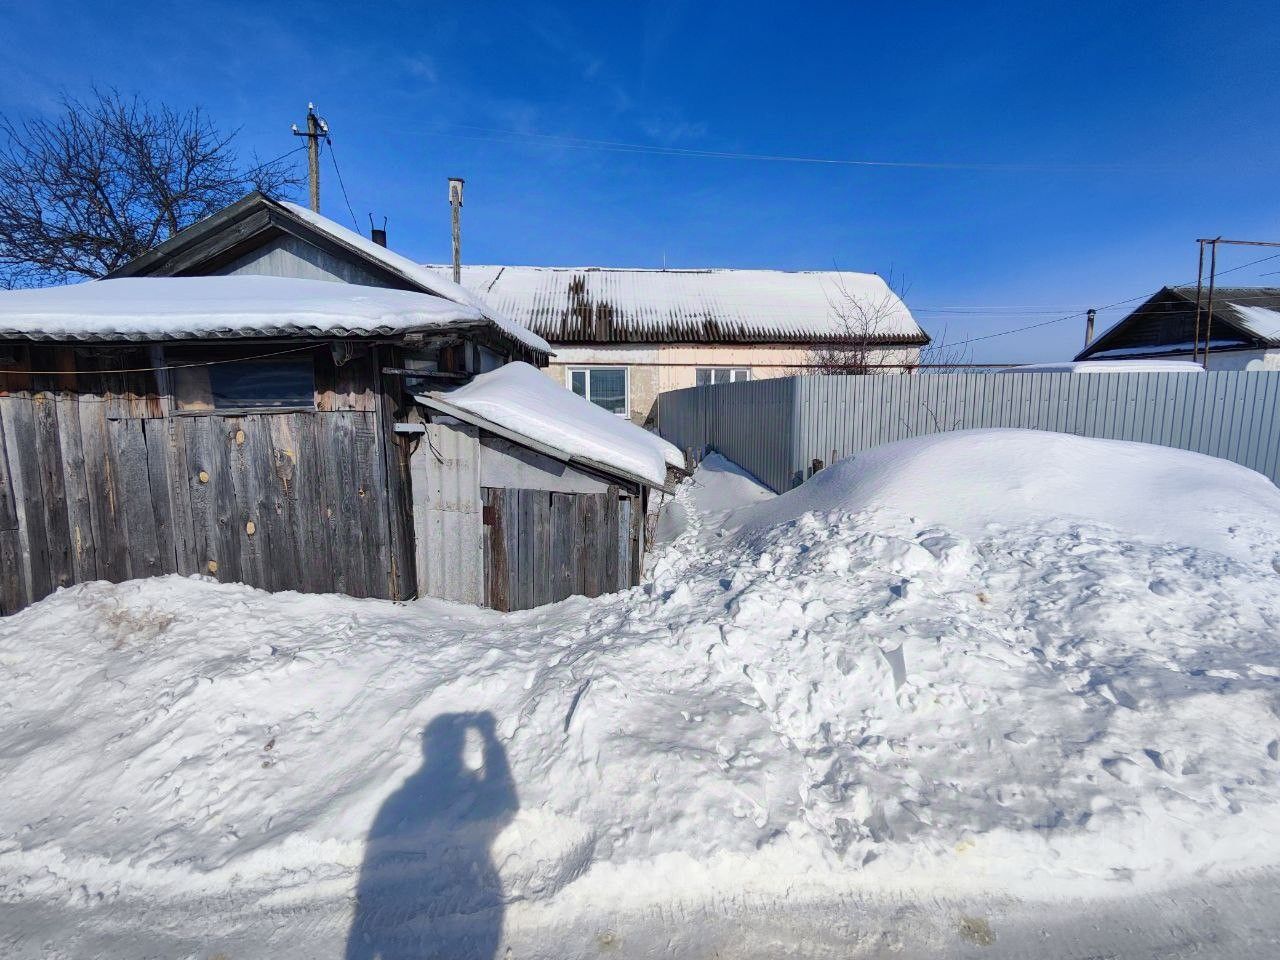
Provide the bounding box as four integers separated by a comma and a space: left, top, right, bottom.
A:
410, 422, 484, 605
481, 487, 639, 612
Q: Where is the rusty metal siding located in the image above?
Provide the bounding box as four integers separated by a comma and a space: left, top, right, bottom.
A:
658, 372, 1280, 493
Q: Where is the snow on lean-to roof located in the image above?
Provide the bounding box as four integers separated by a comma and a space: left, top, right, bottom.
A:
0, 275, 494, 341
422, 264, 928, 345
1002, 360, 1205, 373
418, 362, 684, 487
279, 203, 549, 354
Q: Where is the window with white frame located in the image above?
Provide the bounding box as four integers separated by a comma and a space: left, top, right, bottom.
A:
695, 367, 751, 386
568, 366, 629, 416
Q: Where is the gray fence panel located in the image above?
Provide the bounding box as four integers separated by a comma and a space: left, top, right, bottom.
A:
657, 372, 1280, 493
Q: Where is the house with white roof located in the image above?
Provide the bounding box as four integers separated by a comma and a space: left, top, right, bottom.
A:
1075, 287, 1280, 370
431, 265, 931, 425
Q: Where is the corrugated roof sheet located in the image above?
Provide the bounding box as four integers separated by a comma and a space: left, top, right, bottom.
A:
424, 265, 929, 345
0, 276, 491, 342
1168, 286, 1280, 346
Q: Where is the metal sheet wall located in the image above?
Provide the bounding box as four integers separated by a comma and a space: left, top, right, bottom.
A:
658, 372, 1280, 493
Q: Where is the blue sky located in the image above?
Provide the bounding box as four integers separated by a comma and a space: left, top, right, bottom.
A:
3, 0, 1279, 361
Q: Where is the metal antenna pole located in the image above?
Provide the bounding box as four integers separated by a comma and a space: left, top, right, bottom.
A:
1192, 240, 1205, 364
1202, 237, 1220, 371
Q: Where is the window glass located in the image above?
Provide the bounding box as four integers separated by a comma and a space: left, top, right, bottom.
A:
569, 367, 628, 415
587, 368, 627, 414
209, 357, 315, 409
696, 367, 752, 385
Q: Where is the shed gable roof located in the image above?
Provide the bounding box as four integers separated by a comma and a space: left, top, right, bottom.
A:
426, 265, 929, 346
107, 193, 550, 356
1076, 286, 1280, 360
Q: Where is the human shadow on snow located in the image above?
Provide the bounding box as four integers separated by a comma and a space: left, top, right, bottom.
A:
345, 711, 518, 960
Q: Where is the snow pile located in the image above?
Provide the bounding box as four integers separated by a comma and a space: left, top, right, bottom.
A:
0, 275, 491, 341
654, 452, 774, 542
736, 429, 1280, 563
1004, 360, 1204, 373
2, 430, 1280, 956
422, 362, 684, 486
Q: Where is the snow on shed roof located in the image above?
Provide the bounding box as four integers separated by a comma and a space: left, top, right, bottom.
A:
423, 265, 929, 345
0, 275, 499, 342
417, 362, 684, 488
280, 204, 551, 354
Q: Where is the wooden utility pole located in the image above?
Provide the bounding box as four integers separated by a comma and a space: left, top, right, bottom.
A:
448, 177, 465, 284
291, 103, 328, 212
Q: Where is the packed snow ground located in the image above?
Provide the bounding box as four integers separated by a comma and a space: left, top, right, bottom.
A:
2, 430, 1280, 959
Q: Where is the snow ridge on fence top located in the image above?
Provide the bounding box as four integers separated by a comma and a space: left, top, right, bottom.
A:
425, 263, 928, 344
0, 275, 503, 342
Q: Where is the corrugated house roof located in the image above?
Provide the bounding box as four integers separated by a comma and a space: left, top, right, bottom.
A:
1076, 286, 1280, 361
425, 265, 929, 346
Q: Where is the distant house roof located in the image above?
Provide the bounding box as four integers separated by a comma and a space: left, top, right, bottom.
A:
107, 193, 551, 357
1076, 286, 1280, 361
0, 275, 500, 342
425, 265, 930, 346
1002, 360, 1204, 374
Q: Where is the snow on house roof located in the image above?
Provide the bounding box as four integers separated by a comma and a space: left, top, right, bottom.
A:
417, 362, 684, 488
1230, 303, 1280, 342
1002, 360, 1205, 373
280, 203, 551, 354
0, 275, 498, 342
424, 264, 929, 345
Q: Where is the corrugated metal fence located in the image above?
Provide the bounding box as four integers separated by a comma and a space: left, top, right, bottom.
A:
657, 372, 1280, 492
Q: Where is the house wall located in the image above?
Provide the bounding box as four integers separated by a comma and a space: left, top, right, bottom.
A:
544, 343, 922, 426
0, 342, 413, 615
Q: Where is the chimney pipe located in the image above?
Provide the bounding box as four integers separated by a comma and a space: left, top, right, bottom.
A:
1085, 308, 1096, 346
448, 177, 465, 284
369, 215, 387, 247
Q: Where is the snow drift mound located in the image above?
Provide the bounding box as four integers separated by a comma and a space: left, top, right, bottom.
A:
736, 429, 1280, 562
2, 431, 1280, 955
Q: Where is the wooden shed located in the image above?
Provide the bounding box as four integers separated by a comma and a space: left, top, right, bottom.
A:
0, 274, 674, 616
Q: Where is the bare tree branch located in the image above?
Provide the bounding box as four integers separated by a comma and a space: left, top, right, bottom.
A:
807, 269, 913, 374
0, 89, 302, 287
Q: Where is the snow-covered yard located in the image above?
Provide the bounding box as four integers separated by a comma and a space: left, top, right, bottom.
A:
2, 429, 1279, 959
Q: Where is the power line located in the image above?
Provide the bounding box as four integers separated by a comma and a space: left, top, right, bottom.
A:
323, 135, 361, 233
425, 124, 1147, 174
943, 249, 1280, 347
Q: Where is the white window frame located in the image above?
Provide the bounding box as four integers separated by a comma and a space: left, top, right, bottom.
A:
695, 366, 752, 386
566, 365, 630, 417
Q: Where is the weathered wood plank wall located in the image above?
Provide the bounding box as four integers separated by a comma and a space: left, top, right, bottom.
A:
0, 345, 410, 615
481, 486, 640, 612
